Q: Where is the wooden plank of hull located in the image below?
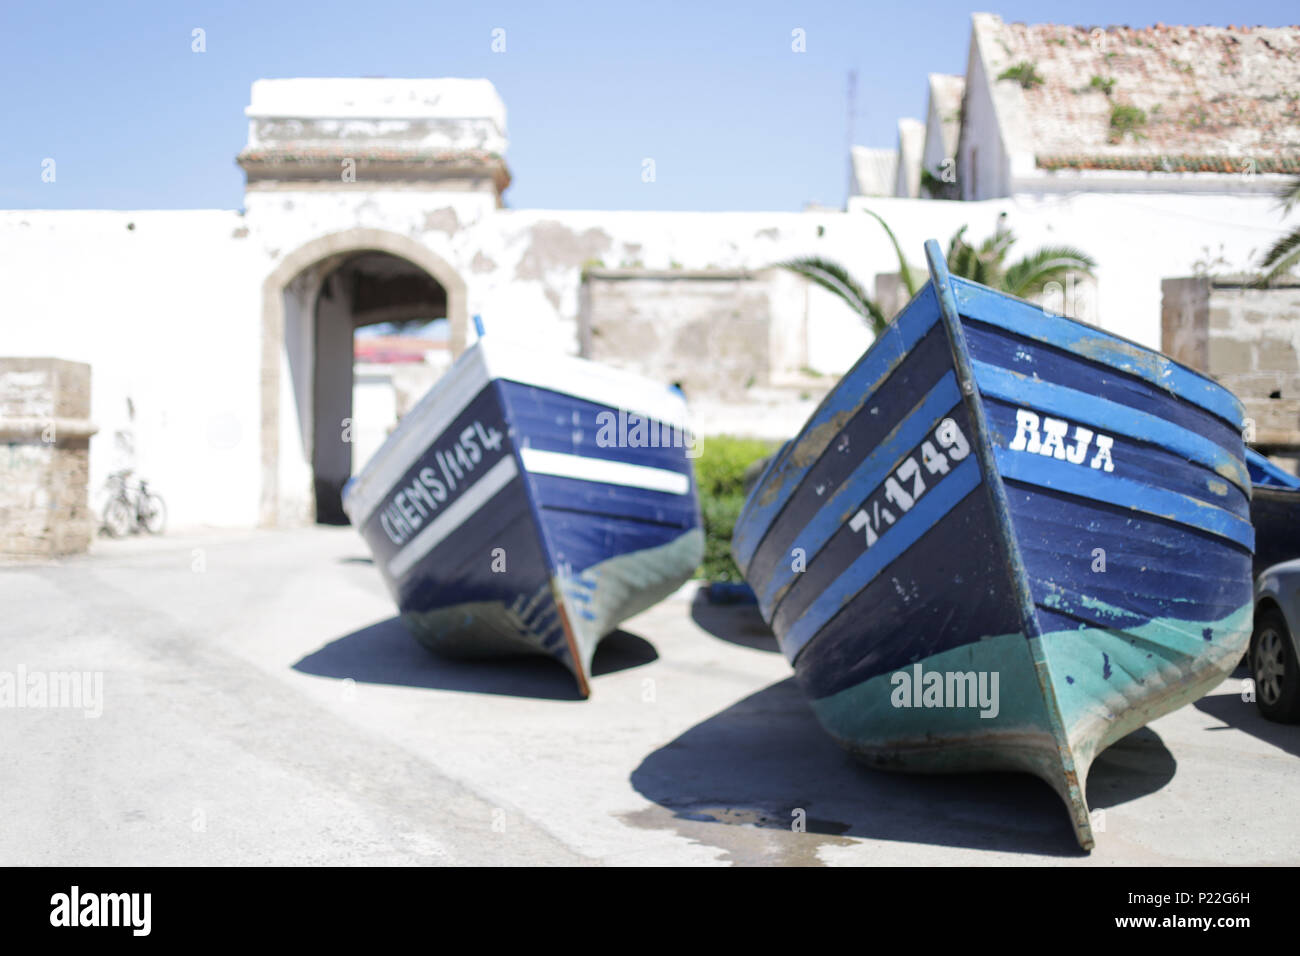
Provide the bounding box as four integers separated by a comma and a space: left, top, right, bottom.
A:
735, 239, 1254, 850
552, 527, 705, 686
345, 341, 703, 697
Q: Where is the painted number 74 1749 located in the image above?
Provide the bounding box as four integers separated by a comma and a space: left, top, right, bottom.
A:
848, 417, 970, 549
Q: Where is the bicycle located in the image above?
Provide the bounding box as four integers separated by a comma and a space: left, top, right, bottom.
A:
101, 470, 167, 538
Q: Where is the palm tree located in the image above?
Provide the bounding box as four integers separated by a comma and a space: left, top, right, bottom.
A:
945, 218, 1096, 300
778, 213, 1096, 334
776, 209, 922, 335
1257, 176, 1300, 285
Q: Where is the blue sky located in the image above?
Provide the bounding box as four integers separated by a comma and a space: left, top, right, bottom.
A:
2, 1, 1295, 212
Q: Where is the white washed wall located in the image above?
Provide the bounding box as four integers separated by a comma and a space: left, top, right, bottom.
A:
0, 210, 263, 530
1, 189, 1296, 528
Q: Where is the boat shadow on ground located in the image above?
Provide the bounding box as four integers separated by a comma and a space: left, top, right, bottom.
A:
628, 675, 1178, 860
688, 589, 780, 653
1193, 666, 1300, 760
293, 616, 658, 701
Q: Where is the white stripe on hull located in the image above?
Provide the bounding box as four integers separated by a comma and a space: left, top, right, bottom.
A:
345, 347, 493, 526
519, 447, 691, 495
344, 339, 691, 526
483, 346, 691, 433
387, 455, 520, 579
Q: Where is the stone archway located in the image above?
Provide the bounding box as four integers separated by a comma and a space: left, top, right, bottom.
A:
260, 228, 468, 526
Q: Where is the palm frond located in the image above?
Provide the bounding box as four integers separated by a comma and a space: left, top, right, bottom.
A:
860, 208, 918, 297
1276, 174, 1300, 214
947, 226, 985, 284
1002, 246, 1098, 299
776, 256, 887, 333
1258, 226, 1300, 271
986, 223, 1016, 261
946, 225, 969, 264
948, 223, 1024, 289
1255, 228, 1300, 286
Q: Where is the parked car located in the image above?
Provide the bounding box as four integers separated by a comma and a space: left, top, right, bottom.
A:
1251, 558, 1300, 723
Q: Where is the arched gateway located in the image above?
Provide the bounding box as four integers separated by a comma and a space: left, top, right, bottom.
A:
239, 77, 510, 526
260, 229, 468, 526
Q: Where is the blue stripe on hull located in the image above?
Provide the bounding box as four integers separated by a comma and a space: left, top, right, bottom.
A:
733, 284, 942, 572
393, 478, 549, 617
498, 375, 703, 685
962, 319, 1245, 455
527, 474, 696, 533
994, 448, 1253, 551
767, 393, 982, 638
539, 505, 697, 581
747, 327, 959, 615
980, 397, 1250, 521
497, 380, 697, 480
1001, 480, 1253, 632
974, 361, 1250, 495
790, 483, 1025, 701
387, 477, 575, 668
777, 453, 984, 662
753, 381, 964, 617
952, 279, 1245, 429
358, 385, 514, 569
499, 377, 702, 579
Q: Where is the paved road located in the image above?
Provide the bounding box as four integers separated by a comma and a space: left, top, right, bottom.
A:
1, 527, 1295, 865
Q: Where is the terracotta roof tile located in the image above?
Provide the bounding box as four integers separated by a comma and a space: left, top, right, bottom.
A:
976, 16, 1300, 169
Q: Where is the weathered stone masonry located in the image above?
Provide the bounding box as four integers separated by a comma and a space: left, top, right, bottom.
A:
0, 359, 98, 558
1162, 276, 1300, 455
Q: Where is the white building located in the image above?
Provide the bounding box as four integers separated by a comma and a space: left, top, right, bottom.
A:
855, 15, 1300, 201
3, 16, 1298, 531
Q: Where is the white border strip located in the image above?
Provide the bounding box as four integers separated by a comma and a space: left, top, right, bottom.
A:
345, 339, 693, 526
483, 344, 691, 434
387, 455, 520, 579
519, 448, 690, 495
345, 346, 491, 526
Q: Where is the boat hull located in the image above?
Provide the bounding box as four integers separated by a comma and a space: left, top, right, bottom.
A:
734, 241, 1254, 849
1250, 486, 1300, 576
344, 342, 703, 696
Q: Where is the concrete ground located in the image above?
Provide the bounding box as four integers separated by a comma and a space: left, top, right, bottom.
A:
1, 526, 1296, 866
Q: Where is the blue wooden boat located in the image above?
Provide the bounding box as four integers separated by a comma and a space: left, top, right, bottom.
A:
343, 326, 703, 697
733, 241, 1254, 850
1246, 449, 1300, 576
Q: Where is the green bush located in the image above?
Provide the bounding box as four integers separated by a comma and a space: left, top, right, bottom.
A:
997, 61, 1043, 90
1108, 103, 1147, 143
693, 435, 778, 582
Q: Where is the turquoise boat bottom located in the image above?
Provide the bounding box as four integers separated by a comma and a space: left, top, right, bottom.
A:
807, 604, 1251, 850
401, 528, 704, 696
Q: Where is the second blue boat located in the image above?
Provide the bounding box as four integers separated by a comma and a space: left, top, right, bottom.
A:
344, 333, 704, 697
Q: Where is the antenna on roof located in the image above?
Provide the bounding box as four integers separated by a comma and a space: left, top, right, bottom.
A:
473, 313, 485, 338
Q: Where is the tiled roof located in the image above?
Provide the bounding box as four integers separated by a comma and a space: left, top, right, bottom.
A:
1037, 153, 1300, 172
973, 14, 1300, 170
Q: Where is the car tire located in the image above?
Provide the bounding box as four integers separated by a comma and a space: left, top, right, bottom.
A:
1250, 606, 1300, 724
